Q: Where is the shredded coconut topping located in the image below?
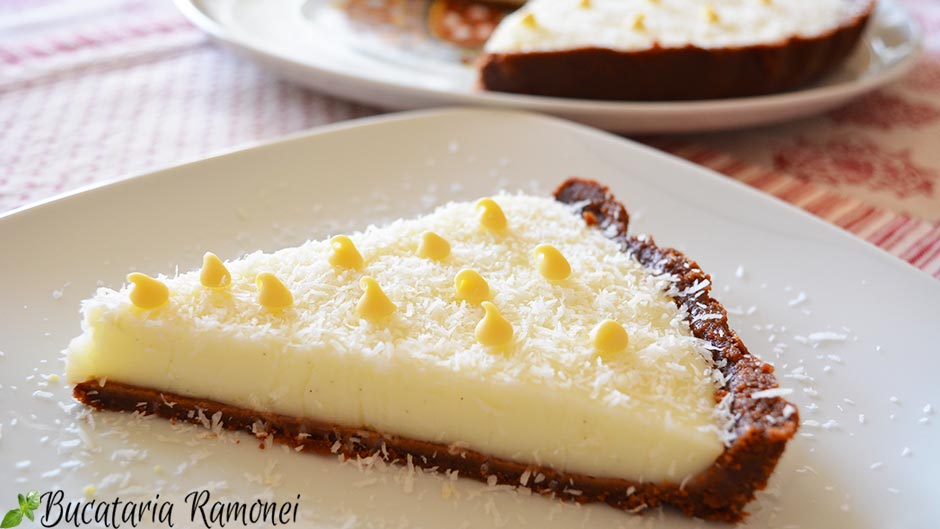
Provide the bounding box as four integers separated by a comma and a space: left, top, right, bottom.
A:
66, 193, 729, 481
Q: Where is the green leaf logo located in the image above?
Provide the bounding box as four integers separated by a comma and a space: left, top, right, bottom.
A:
1, 491, 40, 528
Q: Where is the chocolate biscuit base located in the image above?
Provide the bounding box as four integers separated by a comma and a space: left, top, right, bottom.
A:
478, 0, 873, 100
73, 178, 798, 523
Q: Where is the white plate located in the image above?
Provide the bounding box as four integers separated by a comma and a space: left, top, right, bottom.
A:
174, 0, 920, 133
0, 109, 937, 528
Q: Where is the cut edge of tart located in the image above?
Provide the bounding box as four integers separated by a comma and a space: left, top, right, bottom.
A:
67, 178, 798, 522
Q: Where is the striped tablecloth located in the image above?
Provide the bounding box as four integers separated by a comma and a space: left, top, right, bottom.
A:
1, 0, 938, 279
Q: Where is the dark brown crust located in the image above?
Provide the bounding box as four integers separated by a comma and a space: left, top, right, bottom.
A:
73, 178, 798, 522
554, 178, 799, 519
478, 1, 874, 100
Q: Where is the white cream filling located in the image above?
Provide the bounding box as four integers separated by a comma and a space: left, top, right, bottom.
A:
66, 194, 730, 482
485, 0, 867, 54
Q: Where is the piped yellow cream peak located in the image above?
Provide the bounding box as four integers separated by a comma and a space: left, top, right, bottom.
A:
704, 5, 720, 23
534, 244, 571, 281
417, 231, 451, 261
454, 269, 490, 305
200, 252, 231, 289
520, 12, 539, 29
476, 302, 514, 347
593, 320, 629, 357
476, 198, 508, 231
632, 13, 646, 31
127, 273, 168, 309
357, 276, 396, 320
256, 272, 293, 309
329, 235, 363, 270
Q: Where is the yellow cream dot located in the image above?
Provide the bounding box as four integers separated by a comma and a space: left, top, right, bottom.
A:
454, 269, 490, 305
127, 273, 169, 309
632, 13, 646, 31
417, 231, 451, 261
476, 302, 514, 347
593, 320, 629, 356
256, 272, 293, 309
475, 198, 508, 232
534, 244, 571, 281
704, 6, 719, 23
328, 235, 363, 270
520, 13, 538, 28
83, 485, 96, 497
200, 252, 231, 288
579, 0, 591, 8
48, 374, 60, 383
357, 277, 396, 320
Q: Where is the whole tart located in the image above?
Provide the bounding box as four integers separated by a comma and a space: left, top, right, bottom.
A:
478, 0, 875, 100
67, 178, 798, 522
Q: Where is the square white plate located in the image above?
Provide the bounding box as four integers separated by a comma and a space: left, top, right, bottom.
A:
0, 108, 937, 528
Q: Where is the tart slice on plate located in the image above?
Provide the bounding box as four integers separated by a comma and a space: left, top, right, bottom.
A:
66, 178, 798, 522
479, 0, 875, 100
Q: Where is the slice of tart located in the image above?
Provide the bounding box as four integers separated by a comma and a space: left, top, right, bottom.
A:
66, 178, 798, 522
478, 0, 874, 100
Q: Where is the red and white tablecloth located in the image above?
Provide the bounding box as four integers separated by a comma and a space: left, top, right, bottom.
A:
2, 0, 938, 278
